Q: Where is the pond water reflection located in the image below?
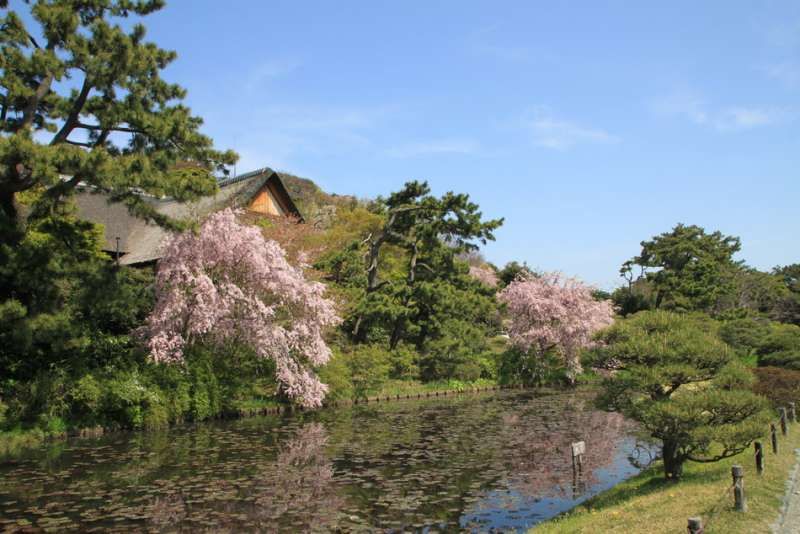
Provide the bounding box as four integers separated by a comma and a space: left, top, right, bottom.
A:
0, 389, 656, 532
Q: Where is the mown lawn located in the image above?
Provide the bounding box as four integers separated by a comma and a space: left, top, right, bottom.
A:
535, 424, 800, 533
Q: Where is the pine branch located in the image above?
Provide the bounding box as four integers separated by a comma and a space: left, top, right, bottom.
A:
51, 78, 93, 145
18, 39, 56, 131
76, 122, 143, 134
65, 139, 92, 148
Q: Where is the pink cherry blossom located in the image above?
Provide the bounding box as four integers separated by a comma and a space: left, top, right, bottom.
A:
498, 272, 615, 382
141, 208, 340, 408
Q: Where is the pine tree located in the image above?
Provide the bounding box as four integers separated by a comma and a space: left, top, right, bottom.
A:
0, 0, 236, 233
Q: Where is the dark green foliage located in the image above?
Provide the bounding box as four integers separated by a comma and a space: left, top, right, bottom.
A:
751, 367, 800, 408
316, 353, 355, 403
757, 323, 800, 356
0, 1, 242, 435
0, 0, 236, 230
0, 208, 152, 382
620, 224, 741, 312
719, 316, 772, 355
773, 264, 800, 326
385, 345, 419, 380
611, 278, 656, 317
318, 346, 391, 402
497, 346, 565, 387
333, 181, 503, 384
419, 319, 491, 381
722, 267, 792, 318
497, 261, 534, 287
756, 323, 800, 369
314, 241, 367, 288
597, 310, 770, 480
759, 351, 800, 370
1, 341, 282, 433
342, 345, 391, 400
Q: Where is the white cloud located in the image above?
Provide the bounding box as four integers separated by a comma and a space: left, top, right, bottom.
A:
384, 138, 479, 158
650, 89, 793, 131
521, 108, 618, 150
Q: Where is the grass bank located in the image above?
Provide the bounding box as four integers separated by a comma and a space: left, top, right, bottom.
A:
535, 425, 800, 533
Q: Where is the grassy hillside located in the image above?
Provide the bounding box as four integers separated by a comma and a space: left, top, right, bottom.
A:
278, 172, 359, 227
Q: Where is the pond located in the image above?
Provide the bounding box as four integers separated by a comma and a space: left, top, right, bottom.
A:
0, 389, 657, 532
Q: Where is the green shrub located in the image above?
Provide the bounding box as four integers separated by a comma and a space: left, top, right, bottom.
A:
386, 345, 419, 380
419, 322, 489, 381
38, 414, 67, 435
189, 358, 221, 421
719, 317, 771, 354
148, 363, 192, 423
16, 371, 70, 423
497, 347, 564, 386
142, 394, 169, 430
758, 324, 800, 356
68, 374, 103, 419
344, 345, 390, 400
752, 366, 800, 408
0, 398, 7, 427
317, 351, 354, 403
453, 361, 482, 382
101, 371, 167, 430
759, 350, 800, 370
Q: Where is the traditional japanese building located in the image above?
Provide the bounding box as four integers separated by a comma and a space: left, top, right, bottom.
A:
74, 167, 303, 265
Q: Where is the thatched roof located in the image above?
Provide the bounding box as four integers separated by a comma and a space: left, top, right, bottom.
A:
74, 168, 302, 265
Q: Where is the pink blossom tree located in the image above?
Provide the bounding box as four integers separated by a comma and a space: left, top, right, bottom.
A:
141, 208, 340, 408
498, 272, 615, 384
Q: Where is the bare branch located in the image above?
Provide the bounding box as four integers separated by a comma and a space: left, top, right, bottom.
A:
51, 78, 93, 145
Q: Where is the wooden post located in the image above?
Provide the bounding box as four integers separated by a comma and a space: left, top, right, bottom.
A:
571, 441, 586, 471
732, 465, 746, 512
687, 517, 703, 533
754, 441, 764, 475
790, 402, 797, 423
780, 408, 788, 436
571, 440, 586, 499
771, 423, 779, 454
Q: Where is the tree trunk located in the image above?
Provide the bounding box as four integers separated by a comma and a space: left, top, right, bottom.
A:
389, 320, 403, 350
352, 214, 395, 340
662, 439, 684, 480
388, 241, 418, 351
0, 189, 17, 228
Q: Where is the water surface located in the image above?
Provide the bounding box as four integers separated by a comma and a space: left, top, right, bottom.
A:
0, 389, 656, 532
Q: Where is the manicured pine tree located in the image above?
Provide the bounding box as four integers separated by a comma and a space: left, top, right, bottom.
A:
595, 310, 770, 480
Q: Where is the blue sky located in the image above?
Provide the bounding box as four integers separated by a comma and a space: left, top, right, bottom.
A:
30, 1, 800, 287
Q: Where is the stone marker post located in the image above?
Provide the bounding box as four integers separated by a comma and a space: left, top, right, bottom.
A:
771, 423, 779, 454
754, 441, 764, 475
687, 516, 703, 533
780, 408, 788, 436
732, 465, 746, 512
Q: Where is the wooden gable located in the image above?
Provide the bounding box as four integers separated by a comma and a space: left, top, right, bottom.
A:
249, 182, 286, 216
